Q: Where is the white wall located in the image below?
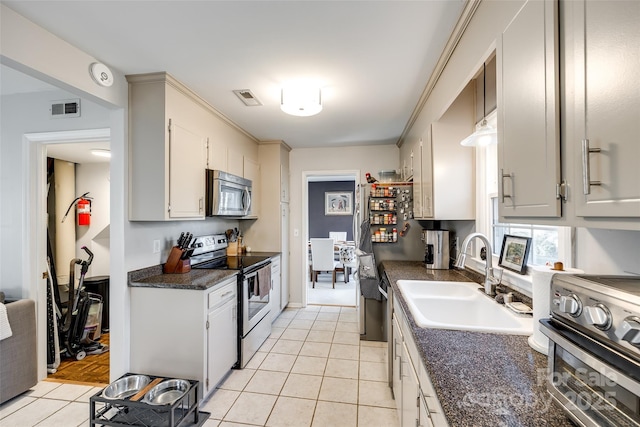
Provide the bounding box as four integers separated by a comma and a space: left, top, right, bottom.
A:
76, 161, 110, 277
289, 144, 399, 305
575, 228, 640, 275
0, 90, 112, 297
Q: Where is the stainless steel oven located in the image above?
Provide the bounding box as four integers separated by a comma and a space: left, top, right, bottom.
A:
191, 234, 272, 368
239, 262, 271, 368
540, 275, 640, 427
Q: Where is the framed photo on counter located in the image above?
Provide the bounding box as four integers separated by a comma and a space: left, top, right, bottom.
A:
325, 192, 353, 215
498, 235, 531, 274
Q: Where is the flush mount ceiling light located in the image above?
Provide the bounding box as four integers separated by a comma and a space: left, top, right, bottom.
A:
91, 148, 111, 158
460, 62, 497, 147
280, 84, 322, 117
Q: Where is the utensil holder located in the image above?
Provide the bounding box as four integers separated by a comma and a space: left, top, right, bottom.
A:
163, 247, 191, 274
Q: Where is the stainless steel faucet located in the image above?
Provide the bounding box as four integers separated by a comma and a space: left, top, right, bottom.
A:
454, 232, 502, 296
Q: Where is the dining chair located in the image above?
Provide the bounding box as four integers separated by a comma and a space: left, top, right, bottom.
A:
329, 231, 347, 243
329, 232, 349, 282
310, 238, 343, 288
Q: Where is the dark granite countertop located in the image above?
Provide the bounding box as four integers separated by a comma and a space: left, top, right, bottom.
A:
128, 264, 237, 290
128, 253, 281, 290
381, 260, 574, 427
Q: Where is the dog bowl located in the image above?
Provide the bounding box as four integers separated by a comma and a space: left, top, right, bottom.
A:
103, 374, 151, 400
143, 379, 190, 406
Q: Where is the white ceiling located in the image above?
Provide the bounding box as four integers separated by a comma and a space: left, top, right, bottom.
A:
2, 1, 466, 149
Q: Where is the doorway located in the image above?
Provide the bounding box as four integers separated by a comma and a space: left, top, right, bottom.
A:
304, 171, 360, 307
34, 129, 112, 385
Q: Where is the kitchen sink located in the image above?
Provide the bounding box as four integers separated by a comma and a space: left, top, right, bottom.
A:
396, 280, 533, 335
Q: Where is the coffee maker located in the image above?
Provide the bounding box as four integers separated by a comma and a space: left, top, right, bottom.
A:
421, 229, 450, 270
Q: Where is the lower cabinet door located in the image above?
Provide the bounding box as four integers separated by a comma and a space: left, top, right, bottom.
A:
392, 316, 403, 417
206, 298, 237, 395
401, 342, 420, 427
419, 391, 434, 427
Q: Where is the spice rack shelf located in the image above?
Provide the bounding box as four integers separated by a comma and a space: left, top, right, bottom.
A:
368, 182, 412, 243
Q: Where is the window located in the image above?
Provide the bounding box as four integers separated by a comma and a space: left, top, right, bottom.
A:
491, 197, 563, 266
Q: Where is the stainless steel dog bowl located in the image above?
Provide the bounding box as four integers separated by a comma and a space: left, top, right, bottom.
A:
142, 379, 190, 405
103, 375, 151, 400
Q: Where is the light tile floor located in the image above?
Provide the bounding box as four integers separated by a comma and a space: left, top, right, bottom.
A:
0, 305, 398, 427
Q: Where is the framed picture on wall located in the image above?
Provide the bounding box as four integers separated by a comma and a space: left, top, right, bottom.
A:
325, 192, 353, 215
498, 234, 532, 274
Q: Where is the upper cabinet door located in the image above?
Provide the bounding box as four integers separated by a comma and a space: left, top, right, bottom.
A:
243, 157, 260, 218
498, 0, 561, 218
169, 120, 206, 218
207, 139, 227, 172
570, 0, 640, 218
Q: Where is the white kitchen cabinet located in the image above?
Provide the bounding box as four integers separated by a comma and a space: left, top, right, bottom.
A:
207, 139, 227, 172
391, 294, 449, 427
412, 130, 433, 219
281, 164, 290, 202
566, 0, 640, 219
401, 142, 417, 182
243, 141, 290, 311
226, 148, 245, 177
419, 390, 435, 427
401, 340, 420, 427
391, 315, 403, 417
497, 0, 560, 219
128, 72, 207, 220
413, 82, 475, 220
206, 282, 237, 394
243, 157, 260, 218
169, 121, 206, 218
280, 204, 289, 310
130, 275, 238, 399
269, 255, 282, 322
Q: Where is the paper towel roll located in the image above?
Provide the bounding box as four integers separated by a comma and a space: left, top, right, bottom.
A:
529, 265, 583, 355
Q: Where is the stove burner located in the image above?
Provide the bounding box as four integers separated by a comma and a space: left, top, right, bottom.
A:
192, 255, 270, 272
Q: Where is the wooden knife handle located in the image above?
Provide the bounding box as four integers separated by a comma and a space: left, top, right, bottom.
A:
130, 377, 163, 402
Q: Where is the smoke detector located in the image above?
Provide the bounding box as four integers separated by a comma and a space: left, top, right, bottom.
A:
50, 99, 80, 118
233, 89, 262, 106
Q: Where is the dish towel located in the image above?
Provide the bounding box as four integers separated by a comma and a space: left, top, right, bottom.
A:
0, 303, 13, 341
256, 265, 271, 297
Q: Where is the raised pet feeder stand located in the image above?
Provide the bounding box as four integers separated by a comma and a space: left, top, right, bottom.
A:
90, 373, 209, 427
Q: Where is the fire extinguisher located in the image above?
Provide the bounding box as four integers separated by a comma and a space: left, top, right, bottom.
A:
62, 192, 92, 226
77, 197, 91, 226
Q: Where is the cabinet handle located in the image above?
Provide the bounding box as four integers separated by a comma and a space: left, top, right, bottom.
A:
199, 197, 204, 213
500, 169, 513, 202
221, 291, 234, 299
581, 139, 602, 195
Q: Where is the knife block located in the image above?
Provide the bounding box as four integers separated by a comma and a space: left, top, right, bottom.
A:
226, 241, 239, 256
163, 246, 191, 274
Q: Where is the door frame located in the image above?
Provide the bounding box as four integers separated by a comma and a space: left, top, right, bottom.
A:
23, 128, 110, 380
302, 169, 360, 308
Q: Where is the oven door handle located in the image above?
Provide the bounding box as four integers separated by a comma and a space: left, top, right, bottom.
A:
541, 320, 640, 395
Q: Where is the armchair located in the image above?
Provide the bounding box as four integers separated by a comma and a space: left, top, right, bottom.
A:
0, 294, 37, 404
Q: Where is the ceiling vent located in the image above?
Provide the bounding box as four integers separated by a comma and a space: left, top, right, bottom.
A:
233, 89, 262, 107
50, 98, 81, 118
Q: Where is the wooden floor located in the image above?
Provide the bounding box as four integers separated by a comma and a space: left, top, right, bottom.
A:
47, 333, 110, 386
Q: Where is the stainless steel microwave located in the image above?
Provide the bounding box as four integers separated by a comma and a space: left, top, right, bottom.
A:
205, 170, 252, 217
